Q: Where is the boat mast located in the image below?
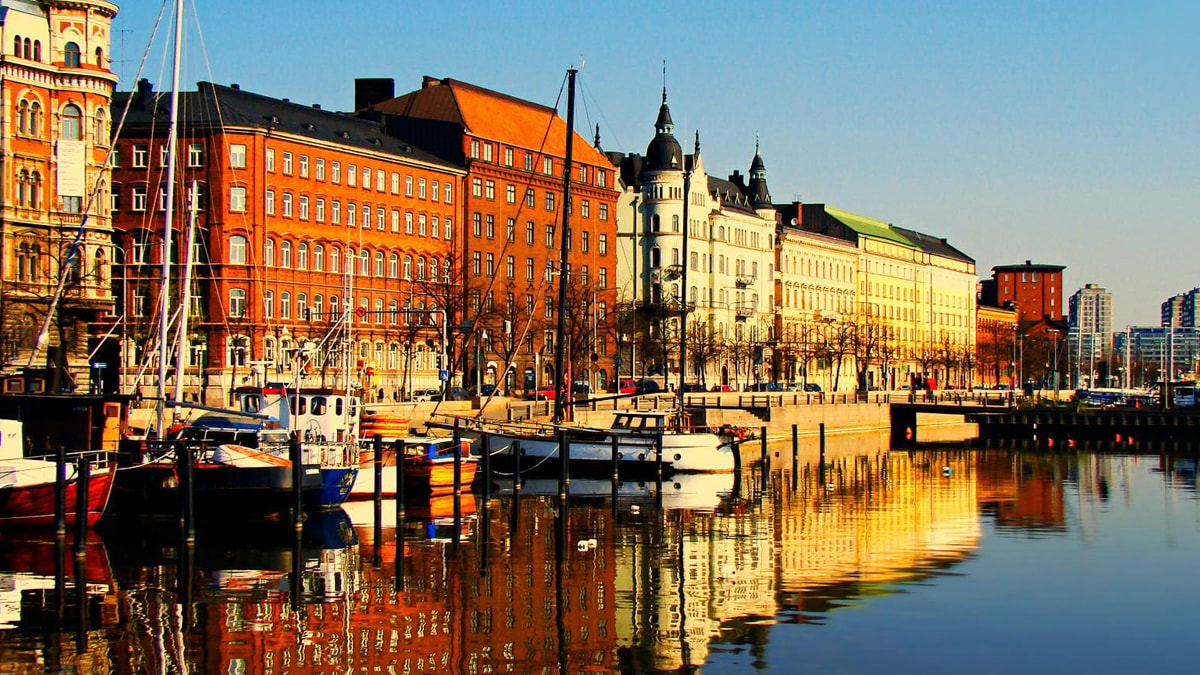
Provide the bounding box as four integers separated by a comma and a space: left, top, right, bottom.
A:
552, 68, 577, 424
156, 0, 185, 438
171, 179, 198, 405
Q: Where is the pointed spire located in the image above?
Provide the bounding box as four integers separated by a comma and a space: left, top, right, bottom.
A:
593, 123, 602, 150
662, 60, 668, 104
694, 130, 700, 154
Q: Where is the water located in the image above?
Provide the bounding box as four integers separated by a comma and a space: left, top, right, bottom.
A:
1, 450, 1197, 674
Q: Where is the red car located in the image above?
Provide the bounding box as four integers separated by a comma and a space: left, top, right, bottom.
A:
526, 387, 556, 400
710, 384, 735, 392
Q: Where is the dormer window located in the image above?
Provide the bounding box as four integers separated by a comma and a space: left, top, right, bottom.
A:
269, 115, 281, 125
64, 42, 80, 68
338, 131, 350, 139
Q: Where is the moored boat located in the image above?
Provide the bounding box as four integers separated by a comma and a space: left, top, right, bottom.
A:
350, 437, 477, 499
0, 419, 113, 528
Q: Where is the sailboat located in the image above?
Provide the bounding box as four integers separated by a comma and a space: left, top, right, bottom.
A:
0, 419, 114, 527
442, 70, 737, 475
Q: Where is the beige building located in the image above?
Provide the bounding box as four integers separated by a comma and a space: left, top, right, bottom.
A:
0, 0, 118, 388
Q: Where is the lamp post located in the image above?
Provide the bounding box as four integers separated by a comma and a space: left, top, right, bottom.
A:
475, 329, 488, 394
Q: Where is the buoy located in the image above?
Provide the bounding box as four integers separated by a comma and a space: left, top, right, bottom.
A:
630, 504, 641, 514
1047, 438, 1054, 447
1068, 439, 1076, 448
942, 466, 953, 477
577, 540, 589, 552
825, 483, 835, 490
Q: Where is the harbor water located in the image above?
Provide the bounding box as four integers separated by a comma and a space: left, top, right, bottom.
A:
0, 444, 1197, 673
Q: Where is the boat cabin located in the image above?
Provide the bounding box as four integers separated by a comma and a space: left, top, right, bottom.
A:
178, 413, 289, 450
609, 411, 683, 433
234, 385, 359, 443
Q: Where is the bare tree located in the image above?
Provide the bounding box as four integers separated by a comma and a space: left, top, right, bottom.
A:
685, 320, 724, 387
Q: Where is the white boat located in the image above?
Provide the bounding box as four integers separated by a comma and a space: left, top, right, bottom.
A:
453, 411, 737, 474
494, 472, 735, 511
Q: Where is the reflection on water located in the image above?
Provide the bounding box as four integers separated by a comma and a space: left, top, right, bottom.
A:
1, 450, 1196, 673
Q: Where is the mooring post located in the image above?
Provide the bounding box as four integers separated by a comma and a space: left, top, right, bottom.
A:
791, 424, 799, 492
558, 428, 569, 500
73, 456, 90, 557
289, 433, 303, 532
513, 440, 523, 494
481, 435, 491, 506
760, 426, 768, 468
454, 440, 464, 496
394, 439, 405, 519
55, 446, 66, 538
655, 432, 664, 489
180, 444, 195, 544
819, 422, 827, 484
373, 434, 384, 506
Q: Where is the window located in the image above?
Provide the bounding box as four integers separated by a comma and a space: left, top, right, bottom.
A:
472, 251, 481, 275
444, 182, 452, 204
580, 200, 589, 218
405, 175, 413, 196
486, 215, 495, 239
543, 157, 553, 175
362, 166, 370, 188
472, 178, 482, 198
506, 255, 515, 279
579, 165, 588, 183
485, 180, 495, 200
473, 213, 482, 237
299, 195, 309, 220
581, 231, 589, 253
545, 224, 554, 247
418, 214, 427, 236
282, 192, 293, 217
299, 155, 309, 177
282, 152, 293, 175
314, 245, 324, 271
444, 218, 452, 240
361, 205, 371, 229
507, 218, 515, 242
132, 144, 148, 167
230, 289, 247, 318
390, 210, 400, 233
376, 169, 385, 191
417, 257, 426, 280
599, 233, 608, 255
229, 144, 246, 168
229, 186, 247, 212
486, 253, 495, 276
388, 253, 399, 278
506, 184, 516, 204
160, 145, 169, 167
544, 192, 555, 211
599, 267, 608, 289
526, 259, 536, 280
332, 161, 341, 183
405, 211, 414, 234
280, 291, 291, 319
331, 200, 341, 224
280, 240, 292, 267
264, 239, 275, 266
526, 221, 535, 245
483, 143, 493, 162
131, 185, 147, 211
297, 243, 309, 270
525, 189, 535, 208
265, 148, 275, 172
223, 235, 245, 265
315, 198, 326, 222
504, 147, 514, 166
315, 158, 325, 180
63, 42, 80, 68
347, 164, 357, 187
264, 290, 274, 319
347, 203, 356, 226
402, 255, 412, 279
470, 139, 480, 158
419, 177, 427, 198
599, 203, 608, 221
374, 251, 384, 277
187, 143, 204, 167
390, 172, 400, 193
524, 153, 534, 172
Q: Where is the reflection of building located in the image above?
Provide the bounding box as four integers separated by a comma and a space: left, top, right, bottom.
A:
976, 302, 1017, 387
975, 452, 1066, 532
0, 0, 119, 383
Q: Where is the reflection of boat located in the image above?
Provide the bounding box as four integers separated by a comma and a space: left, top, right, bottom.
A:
350, 437, 477, 499
494, 472, 734, 511
341, 493, 477, 526
0, 420, 114, 528
448, 411, 736, 476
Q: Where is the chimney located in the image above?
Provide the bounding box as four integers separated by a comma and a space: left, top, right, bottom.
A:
422, 75, 442, 89
354, 77, 395, 111
135, 78, 154, 110
231, 83, 240, 90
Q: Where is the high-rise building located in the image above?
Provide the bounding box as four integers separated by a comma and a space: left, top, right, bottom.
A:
0, 0, 118, 387
1161, 288, 1199, 328
1067, 283, 1114, 387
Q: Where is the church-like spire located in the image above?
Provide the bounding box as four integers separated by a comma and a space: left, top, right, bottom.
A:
645, 68, 682, 171
593, 123, 602, 150
748, 136, 772, 209
694, 130, 700, 155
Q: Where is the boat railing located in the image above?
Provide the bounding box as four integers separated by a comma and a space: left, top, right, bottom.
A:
22, 448, 112, 467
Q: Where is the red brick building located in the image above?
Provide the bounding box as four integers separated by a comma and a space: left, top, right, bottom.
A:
109, 81, 464, 405
360, 76, 621, 394
982, 260, 1065, 323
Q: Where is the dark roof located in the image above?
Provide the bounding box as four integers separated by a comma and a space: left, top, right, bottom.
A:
706, 175, 758, 216
891, 226, 974, 265
992, 261, 1065, 272
112, 80, 458, 170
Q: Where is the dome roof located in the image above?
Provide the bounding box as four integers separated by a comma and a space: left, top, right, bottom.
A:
644, 92, 683, 171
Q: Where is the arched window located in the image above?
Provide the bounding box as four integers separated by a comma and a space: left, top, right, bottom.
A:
313, 295, 324, 320
264, 238, 275, 266
33, 41, 40, 61
313, 245, 324, 271
429, 258, 439, 281
329, 246, 339, 274
17, 100, 28, 134
16, 170, 28, 207
22, 37, 30, 59
94, 46, 103, 66
359, 249, 369, 276
63, 42, 81, 68
227, 335, 250, 366
28, 101, 42, 137
297, 242, 309, 269
94, 108, 106, 143
228, 235, 247, 264
417, 257, 426, 280
388, 253, 398, 278
374, 251, 384, 277
402, 255, 412, 280
280, 240, 292, 268
13, 36, 20, 56
60, 102, 82, 138
229, 289, 247, 318
328, 295, 339, 319
345, 248, 355, 274
94, 249, 108, 287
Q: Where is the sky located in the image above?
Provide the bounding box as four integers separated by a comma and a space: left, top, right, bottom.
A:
111, 0, 1200, 328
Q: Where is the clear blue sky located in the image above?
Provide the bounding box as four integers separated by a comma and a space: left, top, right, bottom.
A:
112, 0, 1200, 328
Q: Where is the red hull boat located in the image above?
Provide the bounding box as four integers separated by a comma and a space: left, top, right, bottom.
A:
0, 466, 114, 528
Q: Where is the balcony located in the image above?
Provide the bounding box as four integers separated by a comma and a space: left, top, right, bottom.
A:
735, 275, 756, 288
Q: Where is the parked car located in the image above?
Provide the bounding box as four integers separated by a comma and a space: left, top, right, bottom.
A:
445, 387, 471, 401
526, 387, 556, 400
612, 379, 637, 394
634, 379, 661, 395
803, 383, 821, 393
710, 384, 735, 392
411, 388, 442, 402
746, 382, 780, 392
572, 381, 591, 395
475, 383, 502, 397
680, 382, 705, 393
